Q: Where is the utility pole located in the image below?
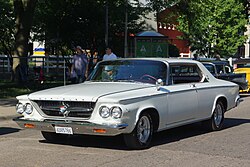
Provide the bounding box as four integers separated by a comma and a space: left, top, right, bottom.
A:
105, 1, 109, 47
124, 0, 128, 58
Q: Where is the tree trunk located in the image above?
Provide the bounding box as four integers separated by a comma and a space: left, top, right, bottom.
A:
13, 0, 37, 83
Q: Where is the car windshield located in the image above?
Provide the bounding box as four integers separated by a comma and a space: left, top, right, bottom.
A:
88, 60, 167, 84
203, 64, 216, 74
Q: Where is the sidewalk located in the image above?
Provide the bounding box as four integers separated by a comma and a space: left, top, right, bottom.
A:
0, 98, 19, 121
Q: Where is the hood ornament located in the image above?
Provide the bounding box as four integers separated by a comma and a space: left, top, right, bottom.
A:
59, 102, 70, 117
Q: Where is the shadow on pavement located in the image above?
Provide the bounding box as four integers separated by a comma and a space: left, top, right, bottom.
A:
152, 117, 250, 147
0, 127, 20, 135
223, 117, 250, 129
39, 134, 128, 150
39, 117, 250, 150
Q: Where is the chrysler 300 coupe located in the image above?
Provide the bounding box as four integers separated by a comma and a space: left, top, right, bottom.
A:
14, 58, 240, 149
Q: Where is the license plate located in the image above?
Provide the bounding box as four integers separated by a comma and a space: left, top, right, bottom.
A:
55, 126, 73, 134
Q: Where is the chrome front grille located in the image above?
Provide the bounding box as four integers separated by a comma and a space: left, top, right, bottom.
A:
34, 100, 95, 118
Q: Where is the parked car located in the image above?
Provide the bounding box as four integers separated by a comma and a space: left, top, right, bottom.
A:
202, 61, 248, 92
14, 58, 240, 149
234, 63, 250, 92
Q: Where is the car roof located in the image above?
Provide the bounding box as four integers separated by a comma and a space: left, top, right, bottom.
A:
113, 57, 200, 64
102, 57, 217, 81
202, 61, 229, 65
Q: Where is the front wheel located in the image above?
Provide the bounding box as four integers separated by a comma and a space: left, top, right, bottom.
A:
123, 113, 153, 150
203, 101, 225, 131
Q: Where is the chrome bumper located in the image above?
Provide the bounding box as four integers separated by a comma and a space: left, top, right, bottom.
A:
13, 117, 128, 136
236, 95, 242, 107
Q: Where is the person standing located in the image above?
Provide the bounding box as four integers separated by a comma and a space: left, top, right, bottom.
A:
86, 49, 92, 61
71, 46, 88, 83
192, 54, 199, 60
88, 50, 101, 75
92, 50, 101, 65
103, 46, 117, 60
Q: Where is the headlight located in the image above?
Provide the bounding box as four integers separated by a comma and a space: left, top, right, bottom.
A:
111, 107, 122, 119
16, 103, 24, 114
24, 103, 33, 114
99, 106, 110, 118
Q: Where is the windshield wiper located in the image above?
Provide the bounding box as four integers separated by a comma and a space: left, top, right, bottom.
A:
89, 79, 151, 84
114, 79, 151, 84
114, 79, 135, 82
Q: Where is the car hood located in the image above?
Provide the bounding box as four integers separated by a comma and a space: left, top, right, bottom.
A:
27, 81, 154, 102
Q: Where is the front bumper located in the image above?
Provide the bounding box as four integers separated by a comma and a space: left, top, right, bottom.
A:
235, 95, 242, 107
13, 117, 128, 136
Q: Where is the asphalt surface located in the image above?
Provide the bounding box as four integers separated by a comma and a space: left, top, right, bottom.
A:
0, 98, 19, 121
0, 95, 250, 167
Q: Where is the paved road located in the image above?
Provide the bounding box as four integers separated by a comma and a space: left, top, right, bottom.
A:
0, 98, 18, 120
0, 95, 250, 167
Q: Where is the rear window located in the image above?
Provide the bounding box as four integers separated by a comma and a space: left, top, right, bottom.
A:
170, 64, 203, 84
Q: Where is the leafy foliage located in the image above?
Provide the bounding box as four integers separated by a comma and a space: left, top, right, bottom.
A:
1, 0, 248, 59
169, 44, 180, 57
32, 0, 148, 56
144, 0, 178, 11
176, 0, 248, 57
0, 0, 15, 55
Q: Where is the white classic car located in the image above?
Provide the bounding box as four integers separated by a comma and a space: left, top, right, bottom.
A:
14, 58, 240, 149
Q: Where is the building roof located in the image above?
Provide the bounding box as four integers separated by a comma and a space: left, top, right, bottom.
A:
136, 31, 164, 37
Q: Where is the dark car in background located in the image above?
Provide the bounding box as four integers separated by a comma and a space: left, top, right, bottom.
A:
202, 61, 248, 91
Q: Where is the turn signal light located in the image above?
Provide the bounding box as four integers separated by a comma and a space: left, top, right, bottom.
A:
93, 129, 106, 133
24, 123, 35, 128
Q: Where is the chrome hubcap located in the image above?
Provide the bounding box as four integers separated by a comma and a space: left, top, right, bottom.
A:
137, 116, 151, 144
214, 104, 223, 127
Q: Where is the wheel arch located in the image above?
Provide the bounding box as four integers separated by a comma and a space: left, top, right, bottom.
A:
136, 108, 160, 133
212, 96, 227, 115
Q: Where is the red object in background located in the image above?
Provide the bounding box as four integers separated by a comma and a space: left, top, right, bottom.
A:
157, 7, 190, 57
33, 66, 45, 84
38, 67, 45, 82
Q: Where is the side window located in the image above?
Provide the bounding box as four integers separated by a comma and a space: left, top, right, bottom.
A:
215, 64, 224, 74
203, 64, 215, 75
170, 64, 204, 84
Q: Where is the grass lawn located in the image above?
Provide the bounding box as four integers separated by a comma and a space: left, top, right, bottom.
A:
0, 80, 65, 99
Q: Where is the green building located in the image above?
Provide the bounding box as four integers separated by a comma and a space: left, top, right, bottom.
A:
134, 31, 169, 58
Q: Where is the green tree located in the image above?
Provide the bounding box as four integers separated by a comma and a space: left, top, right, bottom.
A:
169, 44, 180, 57
0, 0, 15, 56
145, 0, 177, 11
13, 0, 37, 82
31, 0, 147, 56
176, 0, 247, 57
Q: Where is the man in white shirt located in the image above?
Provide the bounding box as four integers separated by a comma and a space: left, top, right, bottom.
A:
103, 47, 117, 60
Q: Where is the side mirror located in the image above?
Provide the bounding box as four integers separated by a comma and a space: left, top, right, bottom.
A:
156, 79, 164, 91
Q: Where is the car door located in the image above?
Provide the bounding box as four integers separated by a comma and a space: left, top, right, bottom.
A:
166, 64, 199, 127
190, 64, 215, 119
194, 82, 215, 119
